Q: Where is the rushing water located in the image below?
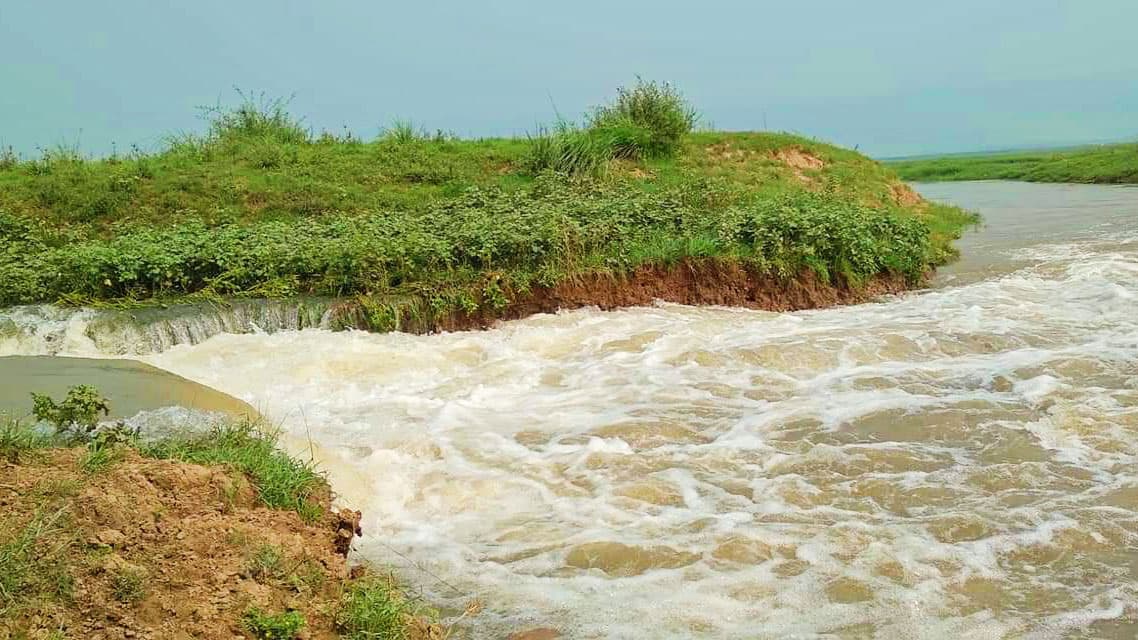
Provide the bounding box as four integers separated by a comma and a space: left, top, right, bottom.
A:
3, 181, 1137, 638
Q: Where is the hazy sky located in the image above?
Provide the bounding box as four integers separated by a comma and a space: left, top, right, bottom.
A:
2, 0, 1136, 158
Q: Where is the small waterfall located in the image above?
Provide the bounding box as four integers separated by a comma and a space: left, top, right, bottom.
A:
0, 299, 349, 356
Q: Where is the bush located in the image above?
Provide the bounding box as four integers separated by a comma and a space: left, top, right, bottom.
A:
31, 385, 110, 441
588, 78, 696, 158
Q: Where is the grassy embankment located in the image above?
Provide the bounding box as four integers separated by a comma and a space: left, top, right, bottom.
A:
890, 142, 1138, 184
1, 386, 442, 639
0, 82, 975, 330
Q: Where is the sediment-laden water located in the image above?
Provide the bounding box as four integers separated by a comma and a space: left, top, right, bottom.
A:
3, 181, 1137, 638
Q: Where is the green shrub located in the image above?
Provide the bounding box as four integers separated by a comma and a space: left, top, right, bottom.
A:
31, 384, 110, 441
588, 78, 697, 158
242, 607, 306, 640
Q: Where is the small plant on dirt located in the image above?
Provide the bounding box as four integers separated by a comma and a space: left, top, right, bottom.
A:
242, 607, 306, 640
31, 385, 110, 442
0, 508, 75, 616
247, 543, 285, 582
80, 422, 138, 474
111, 567, 147, 604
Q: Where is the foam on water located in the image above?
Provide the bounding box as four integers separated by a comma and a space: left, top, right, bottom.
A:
7, 182, 1138, 638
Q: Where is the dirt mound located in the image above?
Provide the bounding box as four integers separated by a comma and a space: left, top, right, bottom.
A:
0, 449, 438, 640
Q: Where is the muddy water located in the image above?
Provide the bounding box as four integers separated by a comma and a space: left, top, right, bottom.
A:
4, 181, 1138, 638
0, 356, 254, 420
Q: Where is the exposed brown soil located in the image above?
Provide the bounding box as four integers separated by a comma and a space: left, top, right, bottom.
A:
772, 148, 825, 171
0, 450, 439, 640
434, 262, 913, 333
890, 182, 924, 207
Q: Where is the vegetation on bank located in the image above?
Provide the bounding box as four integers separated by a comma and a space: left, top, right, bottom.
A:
1, 386, 439, 639
889, 142, 1138, 184
0, 82, 975, 321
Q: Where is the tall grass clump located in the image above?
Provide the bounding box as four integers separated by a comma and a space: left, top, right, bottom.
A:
524, 78, 697, 175
522, 123, 612, 177
203, 90, 310, 145
588, 78, 697, 158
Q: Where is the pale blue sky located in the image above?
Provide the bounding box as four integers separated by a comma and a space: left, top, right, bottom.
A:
2, 0, 1135, 158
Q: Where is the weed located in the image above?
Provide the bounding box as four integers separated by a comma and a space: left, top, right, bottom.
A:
242, 607, 306, 640
383, 120, 422, 145
337, 575, 432, 640
111, 568, 147, 604
0, 419, 52, 463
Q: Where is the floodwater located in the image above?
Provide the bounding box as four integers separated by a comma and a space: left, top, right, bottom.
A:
2, 181, 1137, 638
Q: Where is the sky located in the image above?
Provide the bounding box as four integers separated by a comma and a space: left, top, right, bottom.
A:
2, 0, 1136, 158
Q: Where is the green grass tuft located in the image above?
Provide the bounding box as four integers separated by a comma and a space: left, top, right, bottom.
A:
0, 419, 53, 463
139, 420, 325, 521
337, 575, 432, 640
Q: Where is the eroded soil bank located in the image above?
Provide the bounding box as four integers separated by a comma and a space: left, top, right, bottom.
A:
0, 448, 440, 640
340, 263, 914, 334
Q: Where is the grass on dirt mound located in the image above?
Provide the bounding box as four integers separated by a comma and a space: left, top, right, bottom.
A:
1, 386, 448, 640
0, 81, 975, 319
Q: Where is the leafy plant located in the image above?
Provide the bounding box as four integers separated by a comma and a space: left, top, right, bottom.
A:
242, 607, 306, 640
31, 385, 110, 441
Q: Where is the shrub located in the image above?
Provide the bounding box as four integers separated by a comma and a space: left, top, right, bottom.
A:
242, 607, 306, 640
588, 78, 697, 158
31, 384, 110, 441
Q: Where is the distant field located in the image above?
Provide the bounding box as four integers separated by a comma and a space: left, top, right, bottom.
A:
889, 143, 1138, 184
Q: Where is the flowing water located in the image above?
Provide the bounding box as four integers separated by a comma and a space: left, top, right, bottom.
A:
2, 181, 1137, 638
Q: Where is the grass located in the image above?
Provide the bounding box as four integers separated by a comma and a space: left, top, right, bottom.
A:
0, 508, 75, 618
139, 420, 326, 521
889, 142, 1138, 184
0, 83, 975, 320
337, 575, 433, 640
